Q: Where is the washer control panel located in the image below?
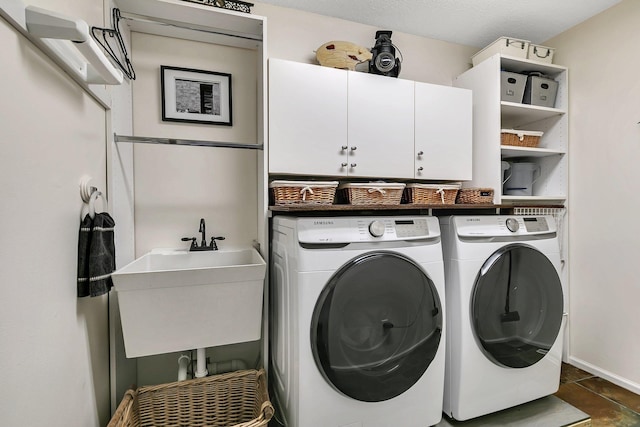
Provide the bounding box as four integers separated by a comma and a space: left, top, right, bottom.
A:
522, 217, 552, 233
296, 216, 436, 243
454, 216, 555, 238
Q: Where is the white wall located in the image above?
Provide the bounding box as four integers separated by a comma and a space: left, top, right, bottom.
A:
546, 0, 640, 393
0, 0, 110, 425
252, 2, 477, 85
131, 32, 259, 254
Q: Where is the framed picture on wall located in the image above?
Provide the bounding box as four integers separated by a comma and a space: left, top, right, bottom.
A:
161, 66, 232, 126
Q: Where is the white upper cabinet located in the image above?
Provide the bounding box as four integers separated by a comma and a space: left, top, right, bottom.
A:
347, 72, 415, 179
415, 82, 472, 180
269, 58, 473, 181
268, 58, 348, 176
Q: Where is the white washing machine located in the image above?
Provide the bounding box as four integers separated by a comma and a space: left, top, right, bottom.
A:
271, 216, 446, 427
439, 215, 566, 421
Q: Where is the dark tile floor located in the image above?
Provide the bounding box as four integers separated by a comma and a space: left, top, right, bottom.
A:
555, 363, 640, 426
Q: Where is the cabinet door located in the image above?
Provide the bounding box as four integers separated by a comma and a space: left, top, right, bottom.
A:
268, 59, 348, 176
347, 72, 415, 179
415, 82, 472, 180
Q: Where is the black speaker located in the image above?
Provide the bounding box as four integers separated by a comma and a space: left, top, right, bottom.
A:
369, 30, 401, 78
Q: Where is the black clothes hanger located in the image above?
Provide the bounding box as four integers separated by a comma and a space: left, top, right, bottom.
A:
90, 8, 136, 80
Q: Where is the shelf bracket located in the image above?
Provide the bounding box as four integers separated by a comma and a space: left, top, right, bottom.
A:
24, 5, 124, 85
0, 0, 124, 107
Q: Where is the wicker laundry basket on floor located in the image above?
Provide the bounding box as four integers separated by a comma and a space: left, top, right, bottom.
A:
108, 369, 274, 427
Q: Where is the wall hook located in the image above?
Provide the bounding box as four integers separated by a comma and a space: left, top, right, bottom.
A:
79, 175, 97, 203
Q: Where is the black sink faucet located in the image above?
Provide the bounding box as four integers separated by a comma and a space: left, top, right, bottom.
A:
181, 218, 225, 251
199, 218, 207, 247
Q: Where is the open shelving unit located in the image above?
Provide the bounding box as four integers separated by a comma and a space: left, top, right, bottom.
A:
454, 54, 568, 205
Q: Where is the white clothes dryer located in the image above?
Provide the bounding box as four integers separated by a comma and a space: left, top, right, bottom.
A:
271, 216, 446, 427
439, 215, 566, 421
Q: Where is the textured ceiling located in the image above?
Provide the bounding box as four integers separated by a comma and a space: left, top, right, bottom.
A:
255, 0, 622, 47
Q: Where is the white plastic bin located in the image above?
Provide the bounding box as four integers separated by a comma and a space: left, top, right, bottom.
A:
472, 37, 530, 66
528, 44, 555, 64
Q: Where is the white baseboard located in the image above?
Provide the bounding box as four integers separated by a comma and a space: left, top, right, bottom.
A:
567, 356, 640, 395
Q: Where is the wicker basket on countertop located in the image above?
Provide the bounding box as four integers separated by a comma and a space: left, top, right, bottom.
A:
404, 183, 461, 205
455, 188, 494, 204
108, 369, 273, 427
338, 182, 405, 205
269, 180, 338, 205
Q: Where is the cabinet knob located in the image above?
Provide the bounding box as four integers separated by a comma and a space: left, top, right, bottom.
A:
350, 163, 357, 168
417, 167, 424, 172
350, 146, 357, 151
417, 151, 424, 156
341, 145, 348, 151
341, 162, 348, 167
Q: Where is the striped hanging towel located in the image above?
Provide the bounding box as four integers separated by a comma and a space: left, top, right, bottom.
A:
77, 212, 116, 297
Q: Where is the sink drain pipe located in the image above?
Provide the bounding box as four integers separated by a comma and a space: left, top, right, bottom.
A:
178, 349, 249, 380
195, 348, 208, 378
177, 354, 190, 381
209, 359, 247, 375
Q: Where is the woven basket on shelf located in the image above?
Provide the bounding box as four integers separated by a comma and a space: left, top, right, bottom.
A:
269, 180, 338, 205
404, 183, 460, 205
501, 129, 543, 148
455, 188, 494, 204
338, 182, 405, 205
107, 369, 274, 427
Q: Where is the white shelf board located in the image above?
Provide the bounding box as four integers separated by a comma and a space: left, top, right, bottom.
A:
501, 102, 565, 127
501, 146, 565, 159
501, 195, 566, 204
115, 0, 264, 50
500, 55, 567, 75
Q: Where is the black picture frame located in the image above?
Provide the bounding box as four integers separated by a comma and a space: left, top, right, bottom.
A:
161, 65, 232, 126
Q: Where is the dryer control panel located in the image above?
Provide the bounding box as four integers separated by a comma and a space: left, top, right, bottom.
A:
454, 216, 556, 238
296, 216, 437, 243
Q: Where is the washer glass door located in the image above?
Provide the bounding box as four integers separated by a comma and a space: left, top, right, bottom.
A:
471, 244, 563, 368
311, 251, 442, 402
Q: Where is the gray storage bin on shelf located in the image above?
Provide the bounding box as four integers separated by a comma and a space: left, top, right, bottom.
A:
500, 71, 527, 103
523, 74, 558, 108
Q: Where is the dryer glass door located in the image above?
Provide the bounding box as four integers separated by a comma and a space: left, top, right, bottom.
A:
471, 244, 563, 368
311, 251, 443, 402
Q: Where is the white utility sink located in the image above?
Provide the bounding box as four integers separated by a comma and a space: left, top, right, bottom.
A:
112, 248, 266, 358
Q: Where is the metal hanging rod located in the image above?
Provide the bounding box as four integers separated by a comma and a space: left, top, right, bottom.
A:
114, 134, 263, 150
